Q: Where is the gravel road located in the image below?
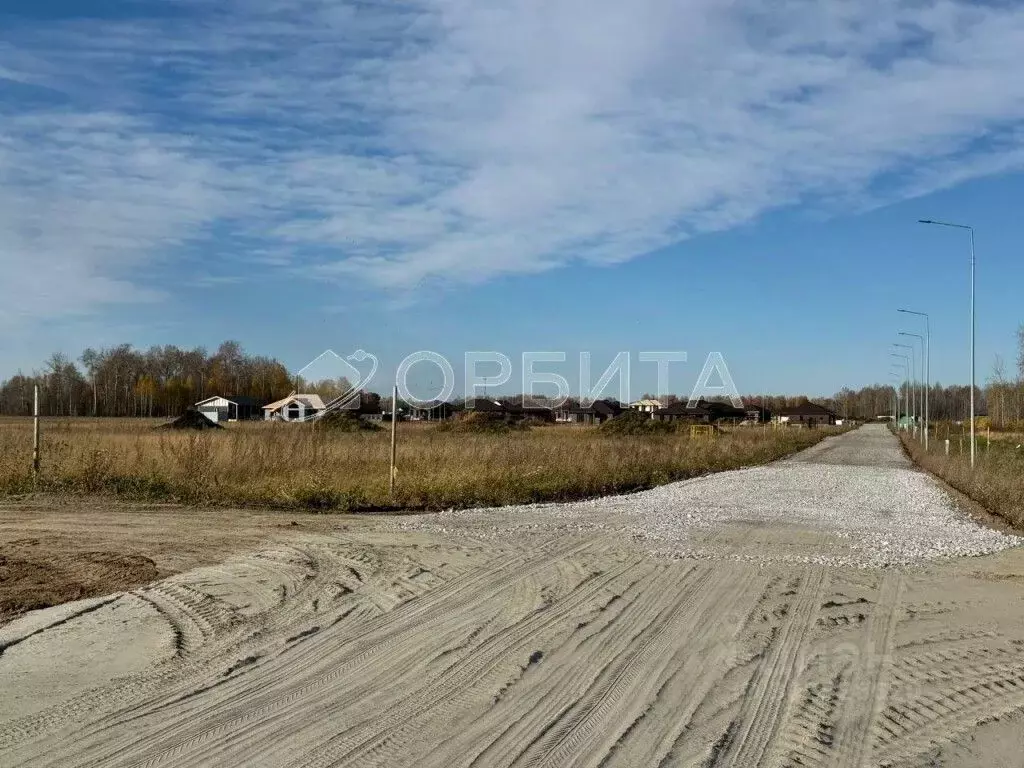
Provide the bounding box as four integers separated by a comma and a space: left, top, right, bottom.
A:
400, 424, 1021, 567
3, 424, 1024, 768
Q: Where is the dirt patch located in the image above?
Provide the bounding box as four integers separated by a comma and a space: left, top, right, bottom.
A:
0, 548, 159, 624
0, 496, 360, 627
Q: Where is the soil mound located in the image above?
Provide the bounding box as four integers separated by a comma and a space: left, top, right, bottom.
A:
434, 411, 528, 434
160, 409, 223, 430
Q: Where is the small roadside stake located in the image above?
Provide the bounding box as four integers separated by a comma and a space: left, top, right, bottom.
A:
389, 383, 398, 495
32, 384, 41, 477
945, 439, 950, 457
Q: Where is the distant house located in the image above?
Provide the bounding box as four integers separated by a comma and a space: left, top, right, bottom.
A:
194, 395, 266, 423
349, 397, 385, 422
653, 400, 746, 424
629, 399, 663, 415
509, 403, 556, 423
408, 401, 456, 421
558, 399, 624, 425
776, 402, 838, 427
263, 394, 327, 421
745, 404, 773, 423
654, 402, 711, 424
464, 398, 509, 416
462, 399, 555, 423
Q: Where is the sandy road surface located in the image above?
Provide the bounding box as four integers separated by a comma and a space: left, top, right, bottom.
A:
4, 425, 1024, 767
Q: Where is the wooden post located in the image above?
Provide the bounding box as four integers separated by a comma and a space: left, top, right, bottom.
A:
389, 384, 398, 495
32, 384, 41, 476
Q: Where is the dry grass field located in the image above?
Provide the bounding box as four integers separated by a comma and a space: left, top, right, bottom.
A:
899, 428, 1024, 528
0, 417, 838, 511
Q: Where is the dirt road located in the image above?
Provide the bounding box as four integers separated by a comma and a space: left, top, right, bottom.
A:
3, 425, 1024, 767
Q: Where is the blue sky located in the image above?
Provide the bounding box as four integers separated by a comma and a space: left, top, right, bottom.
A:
2, 0, 1024, 398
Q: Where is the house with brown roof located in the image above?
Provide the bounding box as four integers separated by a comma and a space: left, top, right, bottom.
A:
557, 399, 624, 425
462, 399, 555, 423
653, 399, 747, 424
775, 402, 838, 427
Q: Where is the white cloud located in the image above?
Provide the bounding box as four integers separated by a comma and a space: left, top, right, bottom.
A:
2, 0, 1024, 319
0, 111, 227, 326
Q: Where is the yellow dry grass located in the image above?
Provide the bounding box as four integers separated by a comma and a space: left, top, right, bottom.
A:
899, 430, 1024, 528
0, 417, 839, 511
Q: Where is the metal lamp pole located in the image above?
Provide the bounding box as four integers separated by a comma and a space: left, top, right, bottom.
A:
889, 373, 902, 424
919, 219, 975, 468
890, 368, 905, 424
899, 332, 925, 445
899, 310, 929, 451
891, 353, 911, 430
894, 344, 916, 434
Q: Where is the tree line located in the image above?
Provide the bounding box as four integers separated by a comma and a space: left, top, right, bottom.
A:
749, 322, 1024, 427
770, 385, 984, 423
5, 331, 1024, 425
0, 342, 295, 418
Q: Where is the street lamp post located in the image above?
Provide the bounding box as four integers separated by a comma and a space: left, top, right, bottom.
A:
899, 332, 926, 446
888, 373, 902, 424
891, 368, 907, 424
899, 310, 930, 451
891, 353, 911, 429
919, 219, 975, 468
894, 343, 917, 434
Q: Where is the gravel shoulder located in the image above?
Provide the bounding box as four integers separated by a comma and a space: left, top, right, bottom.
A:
3, 425, 1024, 767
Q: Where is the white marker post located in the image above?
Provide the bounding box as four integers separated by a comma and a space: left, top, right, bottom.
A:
32, 384, 41, 476
389, 384, 398, 495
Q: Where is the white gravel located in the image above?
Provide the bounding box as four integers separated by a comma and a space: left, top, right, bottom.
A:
393, 425, 1023, 568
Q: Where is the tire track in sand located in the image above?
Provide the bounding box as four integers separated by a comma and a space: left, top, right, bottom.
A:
832, 571, 903, 768
712, 565, 828, 767
89, 539, 603, 768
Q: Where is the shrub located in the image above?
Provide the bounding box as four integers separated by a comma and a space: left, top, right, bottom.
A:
599, 411, 676, 435
316, 411, 382, 432
433, 411, 528, 434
